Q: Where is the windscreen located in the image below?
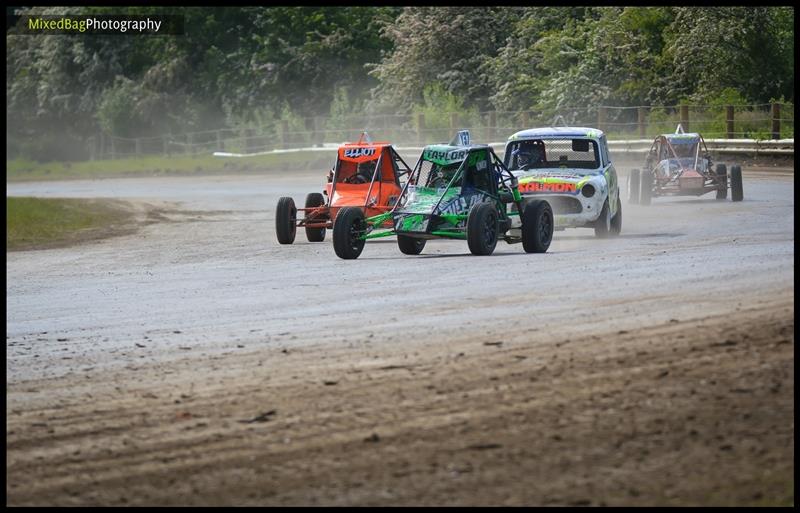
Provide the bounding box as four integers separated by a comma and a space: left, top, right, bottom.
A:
336, 154, 380, 184
416, 157, 463, 189
508, 138, 600, 171
666, 137, 700, 159
398, 157, 464, 214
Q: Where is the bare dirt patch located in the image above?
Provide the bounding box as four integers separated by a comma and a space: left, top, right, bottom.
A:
6, 297, 793, 506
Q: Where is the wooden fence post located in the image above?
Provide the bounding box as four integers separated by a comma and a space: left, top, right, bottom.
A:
313, 117, 321, 147
280, 120, 289, 149
450, 112, 459, 131
521, 110, 530, 129
110, 137, 116, 160
135, 138, 142, 157
416, 113, 425, 144
726, 106, 735, 139
680, 105, 689, 132
245, 127, 255, 153
772, 103, 781, 140
488, 111, 497, 141
216, 130, 224, 151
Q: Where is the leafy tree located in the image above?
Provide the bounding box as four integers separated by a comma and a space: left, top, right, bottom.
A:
660, 7, 794, 104
368, 7, 521, 114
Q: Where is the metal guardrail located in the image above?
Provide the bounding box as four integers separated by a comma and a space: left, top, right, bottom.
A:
215, 138, 794, 159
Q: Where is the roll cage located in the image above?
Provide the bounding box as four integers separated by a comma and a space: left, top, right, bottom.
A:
327, 132, 414, 210
392, 146, 517, 216
647, 125, 711, 179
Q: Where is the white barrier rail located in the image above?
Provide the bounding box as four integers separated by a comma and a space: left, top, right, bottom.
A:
214, 138, 794, 159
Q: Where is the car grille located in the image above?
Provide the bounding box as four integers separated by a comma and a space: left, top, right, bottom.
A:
546, 196, 583, 214
514, 197, 583, 215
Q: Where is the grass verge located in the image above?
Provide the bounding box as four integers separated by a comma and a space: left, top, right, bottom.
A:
7, 152, 332, 182
7, 197, 138, 251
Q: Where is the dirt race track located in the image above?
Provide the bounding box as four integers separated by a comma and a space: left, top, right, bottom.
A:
6, 167, 794, 506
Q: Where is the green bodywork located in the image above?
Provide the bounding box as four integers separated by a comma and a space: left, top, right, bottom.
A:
357, 143, 520, 242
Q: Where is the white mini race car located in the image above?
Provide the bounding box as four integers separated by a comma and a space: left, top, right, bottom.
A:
503, 126, 621, 237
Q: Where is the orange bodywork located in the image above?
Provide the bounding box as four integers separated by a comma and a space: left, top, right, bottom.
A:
300, 140, 406, 229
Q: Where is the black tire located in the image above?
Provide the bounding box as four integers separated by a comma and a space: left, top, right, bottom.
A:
304, 192, 326, 242
715, 164, 727, 200
521, 200, 553, 253
628, 169, 640, 204
595, 199, 611, 238
610, 197, 622, 236
467, 202, 498, 256
332, 207, 366, 259
397, 234, 426, 255
275, 197, 297, 245
640, 171, 653, 206
730, 165, 743, 202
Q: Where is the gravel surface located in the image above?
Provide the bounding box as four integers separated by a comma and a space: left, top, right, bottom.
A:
6, 167, 794, 506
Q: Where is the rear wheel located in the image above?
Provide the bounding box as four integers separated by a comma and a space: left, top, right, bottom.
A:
275, 197, 297, 244
715, 164, 728, 200
628, 169, 640, 204
640, 171, 653, 206
521, 200, 553, 253
304, 193, 326, 242
730, 165, 743, 202
332, 207, 366, 259
595, 199, 611, 238
467, 202, 498, 256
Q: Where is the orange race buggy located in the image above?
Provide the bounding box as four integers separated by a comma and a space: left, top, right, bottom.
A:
275, 133, 415, 244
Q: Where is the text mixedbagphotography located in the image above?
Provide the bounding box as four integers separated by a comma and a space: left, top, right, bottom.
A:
17, 15, 183, 35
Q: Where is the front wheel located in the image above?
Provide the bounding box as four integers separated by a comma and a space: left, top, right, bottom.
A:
275, 197, 297, 244
628, 169, 640, 204
610, 197, 622, 236
640, 171, 653, 206
595, 199, 611, 238
333, 207, 366, 259
521, 200, 553, 253
467, 202, 498, 256
304, 192, 327, 242
715, 164, 728, 200
398, 234, 426, 255
730, 165, 743, 202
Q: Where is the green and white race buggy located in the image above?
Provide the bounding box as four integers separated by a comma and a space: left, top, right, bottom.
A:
332, 131, 554, 259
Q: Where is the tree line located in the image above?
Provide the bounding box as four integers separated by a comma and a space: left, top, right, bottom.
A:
6, 6, 794, 160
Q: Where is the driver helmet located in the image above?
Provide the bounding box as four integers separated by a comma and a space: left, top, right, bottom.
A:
516, 150, 532, 168
357, 160, 375, 178
516, 144, 542, 169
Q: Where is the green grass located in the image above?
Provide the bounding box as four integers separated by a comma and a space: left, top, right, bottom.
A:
7, 197, 136, 251
7, 151, 332, 182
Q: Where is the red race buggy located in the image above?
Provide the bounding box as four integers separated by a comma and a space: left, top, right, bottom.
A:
275, 133, 415, 244
630, 125, 743, 205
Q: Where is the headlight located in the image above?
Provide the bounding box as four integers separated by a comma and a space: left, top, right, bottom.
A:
581, 184, 595, 198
